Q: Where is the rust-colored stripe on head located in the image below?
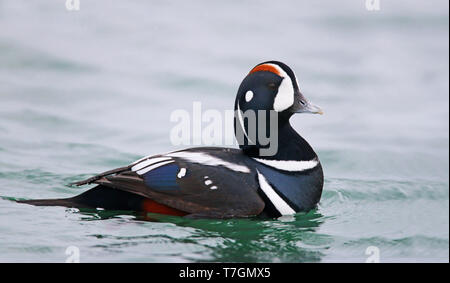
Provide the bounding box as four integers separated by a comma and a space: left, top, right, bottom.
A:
249, 64, 281, 76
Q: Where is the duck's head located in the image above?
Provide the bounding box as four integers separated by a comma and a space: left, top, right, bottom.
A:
235, 61, 322, 118
234, 61, 322, 155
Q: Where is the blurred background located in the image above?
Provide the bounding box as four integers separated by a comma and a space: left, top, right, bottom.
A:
0, 0, 448, 262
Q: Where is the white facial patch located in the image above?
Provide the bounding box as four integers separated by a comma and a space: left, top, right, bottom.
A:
245, 90, 254, 102
265, 63, 295, 112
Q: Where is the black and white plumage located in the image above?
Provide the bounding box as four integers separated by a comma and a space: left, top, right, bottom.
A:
18, 61, 324, 219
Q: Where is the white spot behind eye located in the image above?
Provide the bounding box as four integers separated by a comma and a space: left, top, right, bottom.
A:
245, 90, 254, 102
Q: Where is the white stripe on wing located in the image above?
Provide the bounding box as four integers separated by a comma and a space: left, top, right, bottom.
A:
136, 160, 175, 175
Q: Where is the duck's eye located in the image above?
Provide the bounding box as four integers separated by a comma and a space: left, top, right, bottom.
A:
267, 83, 277, 90
299, 100, 306, 106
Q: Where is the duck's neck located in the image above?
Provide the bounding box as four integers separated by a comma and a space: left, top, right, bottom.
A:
242, 121, 317, 161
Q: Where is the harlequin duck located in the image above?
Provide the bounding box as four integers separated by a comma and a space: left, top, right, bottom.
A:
18, 61, 324, 218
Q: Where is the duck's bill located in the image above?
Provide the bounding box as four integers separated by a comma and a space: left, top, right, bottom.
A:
295, 102, 323, 115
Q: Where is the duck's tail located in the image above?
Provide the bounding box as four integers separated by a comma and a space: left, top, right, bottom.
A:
17, 185, 147, 211
17, 198, 83, 207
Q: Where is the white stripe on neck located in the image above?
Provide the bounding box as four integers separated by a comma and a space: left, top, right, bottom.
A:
237, 103, 255, 145
256, 169, 296, 215
253, 158, 318, 172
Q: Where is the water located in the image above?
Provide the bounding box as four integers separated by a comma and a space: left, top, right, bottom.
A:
0, 0, 448, 262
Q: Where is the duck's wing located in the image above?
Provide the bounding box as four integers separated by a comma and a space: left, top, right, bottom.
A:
72, 148, 265, 218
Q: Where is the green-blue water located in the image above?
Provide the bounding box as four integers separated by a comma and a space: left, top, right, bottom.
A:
0, 0, 448, 262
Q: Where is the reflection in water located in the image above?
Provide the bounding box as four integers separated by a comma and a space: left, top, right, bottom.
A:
76, 208, 330, 262
173, 211, 330, 262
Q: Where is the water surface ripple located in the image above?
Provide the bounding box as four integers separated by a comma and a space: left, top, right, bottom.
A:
0, 0, 448, 262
